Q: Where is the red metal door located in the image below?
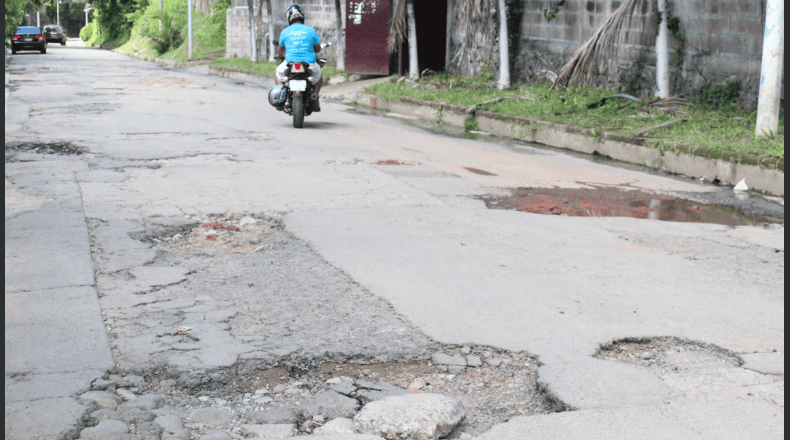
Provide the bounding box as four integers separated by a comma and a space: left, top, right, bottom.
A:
345, 0, 390, 75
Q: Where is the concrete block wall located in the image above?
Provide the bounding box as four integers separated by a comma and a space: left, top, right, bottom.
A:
512, 0, 772, 107
226, 0, 345, 62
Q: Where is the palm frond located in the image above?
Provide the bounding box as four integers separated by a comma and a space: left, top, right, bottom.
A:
552, 0, 646, 89
388, 0, 407, 53
452, 0, 495, 66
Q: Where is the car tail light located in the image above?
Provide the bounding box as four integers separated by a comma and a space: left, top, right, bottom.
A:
13, 35, 21, 40
35, 35, 44, 39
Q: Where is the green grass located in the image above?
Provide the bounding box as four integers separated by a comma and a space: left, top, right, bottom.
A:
208, 57, 347, 81
115, 31, 159, 60
209, 57, 280, 75
365, 75, 784, 160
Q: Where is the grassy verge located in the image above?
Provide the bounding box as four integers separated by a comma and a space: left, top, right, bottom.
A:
208, 57, 347, 81
365, 75, 784, 161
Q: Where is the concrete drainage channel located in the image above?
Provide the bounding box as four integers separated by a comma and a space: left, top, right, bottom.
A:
80, 213, 570, 439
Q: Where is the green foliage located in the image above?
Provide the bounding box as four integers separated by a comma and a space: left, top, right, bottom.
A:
136, 0, 187, 53
464, 116, 479, 132
80, 22, 96, 41
543, 0, 567, 22
93, 0, 140, 43
698, 79, 740, 109
666, 10, 685, 67
5, 0, 28, 35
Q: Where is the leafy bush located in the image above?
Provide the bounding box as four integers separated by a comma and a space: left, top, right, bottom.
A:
136, 0, 187, 54
80, 22, 96, 41
698, 79, 740, 109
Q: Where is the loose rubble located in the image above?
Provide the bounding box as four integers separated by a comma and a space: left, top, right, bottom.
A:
78, 345, 559, 439
353, 394, 466, 440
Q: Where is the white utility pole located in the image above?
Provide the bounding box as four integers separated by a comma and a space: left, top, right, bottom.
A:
497, 0, 510, 89
247, 0, 257, 62
755, 0, 784, 138
57, 0, 60, 26
159, 0, 163, 30
406, 0, 418, 79
188, 0, 194, 58
37, 10, 41, 28
655, 0, 669, 98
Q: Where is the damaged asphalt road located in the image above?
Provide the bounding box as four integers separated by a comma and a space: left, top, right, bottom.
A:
5, 44, 784, 439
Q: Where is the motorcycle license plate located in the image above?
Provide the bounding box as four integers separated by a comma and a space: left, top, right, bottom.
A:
289, 80, 307, 92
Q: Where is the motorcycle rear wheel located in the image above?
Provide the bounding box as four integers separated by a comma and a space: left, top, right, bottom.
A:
292, 95, 304, 128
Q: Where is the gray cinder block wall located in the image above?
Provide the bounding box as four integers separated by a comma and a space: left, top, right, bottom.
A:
226, 0, 344, 62
511, 0, 771, 107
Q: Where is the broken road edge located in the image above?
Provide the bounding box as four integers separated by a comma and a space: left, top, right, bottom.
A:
355, 94, 785, 198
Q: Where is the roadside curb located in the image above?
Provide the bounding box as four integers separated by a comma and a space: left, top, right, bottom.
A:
208, 67, 275, 87
354, 94, 784, 197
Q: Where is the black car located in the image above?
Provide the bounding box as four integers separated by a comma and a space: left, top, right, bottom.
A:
11, 26, 47, 54
43, 24, 66, 45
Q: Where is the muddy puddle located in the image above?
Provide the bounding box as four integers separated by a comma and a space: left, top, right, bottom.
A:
478, 185, 783, 226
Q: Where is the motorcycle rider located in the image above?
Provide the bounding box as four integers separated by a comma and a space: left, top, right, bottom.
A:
275, 4, 323, 111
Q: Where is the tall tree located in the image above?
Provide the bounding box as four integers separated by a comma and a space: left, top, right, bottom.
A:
247, 0, 257, 62
655, 0, 669, 97
266, 0, 274, 61
406, 0, 418, 78
389, 0, 418, 78
497, 0, 510, 89
334, 0, 344, 70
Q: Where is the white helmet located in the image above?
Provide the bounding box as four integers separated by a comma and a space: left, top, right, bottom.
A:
285, 5, 305, 25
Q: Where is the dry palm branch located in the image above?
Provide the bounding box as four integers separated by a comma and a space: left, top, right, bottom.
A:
388, 0, 407, 53
452, 0, 496, 66
551, 0, 645, 89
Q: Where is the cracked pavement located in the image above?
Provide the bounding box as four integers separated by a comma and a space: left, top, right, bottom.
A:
5, 42, 784, 439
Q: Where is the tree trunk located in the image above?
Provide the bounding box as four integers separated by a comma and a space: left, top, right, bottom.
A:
266, 0, 275, 61
497, 0, 510, 89
655, 0, 669, 98
334, 0, 345, 70
406, 0, 419, 79
248, 0, 257, 63
755, 0, 784, 138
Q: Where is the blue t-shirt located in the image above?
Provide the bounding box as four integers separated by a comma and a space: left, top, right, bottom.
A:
279, 23, 321, 64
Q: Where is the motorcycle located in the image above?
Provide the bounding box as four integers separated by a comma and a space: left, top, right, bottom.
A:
270, 42, 331, 129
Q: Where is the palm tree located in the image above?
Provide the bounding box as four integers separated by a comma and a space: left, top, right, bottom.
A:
265, 0, 274, 61
389, 0, 418, 79
247, 0, 257, 62
334, 0, 344, 70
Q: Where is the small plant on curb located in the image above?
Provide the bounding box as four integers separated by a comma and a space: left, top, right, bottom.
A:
464, 116, 479, 132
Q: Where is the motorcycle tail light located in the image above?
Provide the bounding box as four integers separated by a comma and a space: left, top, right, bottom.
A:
292, 64, 303, 72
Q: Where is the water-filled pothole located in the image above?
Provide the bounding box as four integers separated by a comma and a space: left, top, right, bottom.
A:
478, 185, 783, 226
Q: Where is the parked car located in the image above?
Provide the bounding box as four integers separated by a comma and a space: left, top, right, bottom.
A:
43, 24, 66, 45
11, 26, 47, 54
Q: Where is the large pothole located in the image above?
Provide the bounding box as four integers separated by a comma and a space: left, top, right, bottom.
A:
86, 213, 569, 438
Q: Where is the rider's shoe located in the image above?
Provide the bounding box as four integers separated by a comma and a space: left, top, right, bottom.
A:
311, 94, 321, 112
